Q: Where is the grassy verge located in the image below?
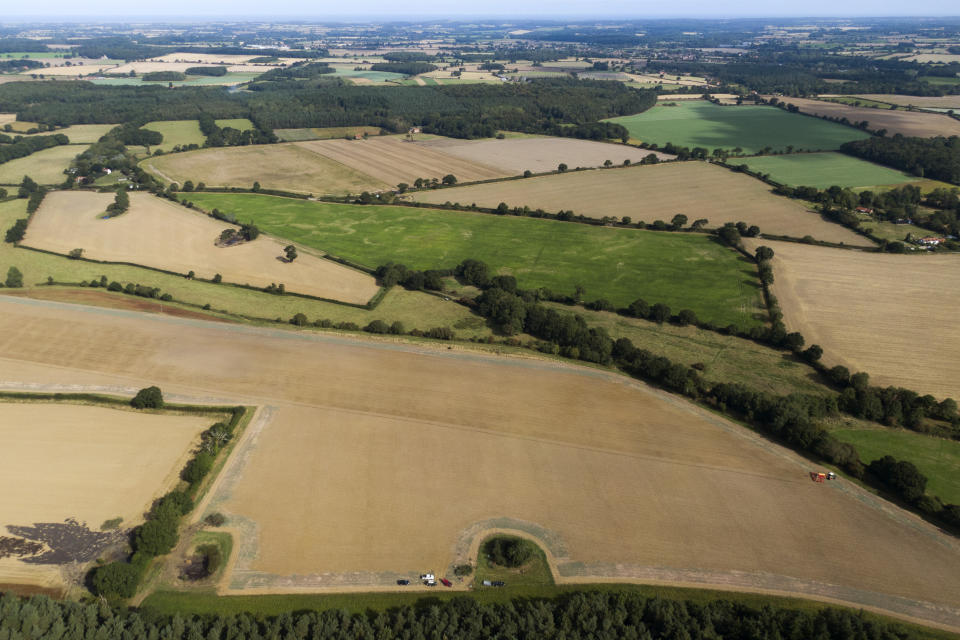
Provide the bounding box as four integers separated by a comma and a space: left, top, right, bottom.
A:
183, 193, 763, 329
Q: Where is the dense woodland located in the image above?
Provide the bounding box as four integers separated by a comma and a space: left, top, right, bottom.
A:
840, 135, 960, 184
0, 78, 655, 139
0, 133, 69, 165
0, 591, 936, 640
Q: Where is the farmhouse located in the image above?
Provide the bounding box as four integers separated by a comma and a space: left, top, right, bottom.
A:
855, 206, 874, 214
918, 236, 945, 246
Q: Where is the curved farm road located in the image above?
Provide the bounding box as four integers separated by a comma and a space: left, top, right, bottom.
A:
2, 295, 960, 632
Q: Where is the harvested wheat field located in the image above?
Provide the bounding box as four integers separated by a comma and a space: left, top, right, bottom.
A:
784, 97, 960, 137
0, 144, 86, 185
1, 298, 960, 629
849, 94, 960, 110
0, 402, 209, 587
23, 191, 379, 304
142, 143, 388, 195
21, 64, 117, 76
295, 136, 511, 186
416, 137, 674, 174
744, 238, 960, 400
412, 162, 868, 244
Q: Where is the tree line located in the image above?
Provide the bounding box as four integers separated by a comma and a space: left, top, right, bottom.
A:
0, 133, 69, 166
0, 590, 939, 639
840, 135, 960, 185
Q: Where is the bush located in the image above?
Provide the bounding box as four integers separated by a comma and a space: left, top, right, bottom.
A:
131, 386, 163, 409
182, 451, 214, 484
134, 518, 178, 556
483, 536, 534, 568
197, 543, 222, 576
453, 563, 473, 577
5, 266, 23, 288
90, 561, 141, 598
204, 512, 227, 527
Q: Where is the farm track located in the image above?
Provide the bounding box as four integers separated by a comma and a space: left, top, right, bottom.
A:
2, 296, 960, 630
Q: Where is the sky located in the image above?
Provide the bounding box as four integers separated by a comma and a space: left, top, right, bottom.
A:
2, 0, 959, 19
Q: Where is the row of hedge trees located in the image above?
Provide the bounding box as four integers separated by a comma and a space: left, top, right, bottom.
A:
0, 590, 936, 639
90, 402, 246, 598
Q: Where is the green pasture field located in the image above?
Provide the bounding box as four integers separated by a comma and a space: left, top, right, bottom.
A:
541, 303, 827, 397
920, 76, 960, 85
138, 585, 957, 639
183, 193, 764, 329
215, 119, 254, 131
0, 199, 492, 338
90, 73, 259, 87
860, 220, 932, 244
823, 96, 895, 109
832, 428, 960, 504
142, 120, 205, 152
328, 67, 405, 82
0, 144, 85, 185
274, 126, 382, 141
605, 101, 871, 154
738, 152, 916, 189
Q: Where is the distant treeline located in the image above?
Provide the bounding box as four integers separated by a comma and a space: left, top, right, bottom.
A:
841, 135, 960, 185
0, 58, 44, 73
254, 61, 334, 82
0, 79, 656, 140
0, 590, 940, 639
185, 66, 227, 76
369, 61, 438, 75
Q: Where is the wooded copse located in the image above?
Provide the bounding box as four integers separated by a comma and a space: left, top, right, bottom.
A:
0, 133, 69, 166
841, 135, 960, 184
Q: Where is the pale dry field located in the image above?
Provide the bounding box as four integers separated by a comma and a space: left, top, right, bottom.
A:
850, 94, 960, 109
142, 143, 388, 195
417, 137, 674, 174
149, 53, 267, 65
0, 113, 17, 125
23, 191, 379, 304
0, 298, 959, 626
785, 97, 960, 137
412, 162, 868, 244
0, 403, 208, 586
744, 238, 960, 400
295, 136, 511, 185
110, 61, 275, 74
20, 64, 117, 76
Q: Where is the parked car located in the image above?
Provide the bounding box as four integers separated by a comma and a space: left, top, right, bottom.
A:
396, 579, 410, 585
440, 578, 452, 587
492, 581, 505, 587
420, 573, 435, 581
482, 580, 492, 586
425, 580, 438, 587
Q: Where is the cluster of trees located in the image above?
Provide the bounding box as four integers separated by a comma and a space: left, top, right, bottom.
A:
374, 262, 450, 291
19, 176, 46, 213
294, 314, 454, 341
104, 186, 129, 217
142, 71, 187, 82
0, 590, 938, 639
829, 367, 958, 429
0, 133, 69, 166
91, 406, 245, 598
185, 66, 227, 76
4, 217, 27, 243
483, 536, 535, 567
4, 266, 23, 288
841, 135, 960, 184
869, 455, 960, 527
254, 61, 335, 83
369, 61, 438, 75
130, 385, 163, 409
0, 58, 44, 73
198, 112, 277, 147
383, 52, 436, 63
114, 122, 164, 147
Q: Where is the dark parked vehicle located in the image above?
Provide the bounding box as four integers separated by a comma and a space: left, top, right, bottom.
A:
492, 581, 505, 587
396, 579, 410, 585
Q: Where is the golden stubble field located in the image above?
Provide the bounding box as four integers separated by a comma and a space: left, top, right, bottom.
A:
412, 162, 868, 244
295, 136, 511, 185
142, 143, 389, 195
0, 403, 209, 587
416, 137, 674, 174
23, 191, 379, 304
784, 97, 960, 137
745, 238, 960, 400
0, 144, 88, 185
1, 297, 959, 627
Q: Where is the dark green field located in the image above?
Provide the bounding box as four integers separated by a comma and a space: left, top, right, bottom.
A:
184, 193, 764, 328
606, 101, 871, 154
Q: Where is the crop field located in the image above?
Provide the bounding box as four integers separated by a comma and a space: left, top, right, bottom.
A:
744, 239, 960, 400
785, 98, 960, 137
142, 143, 388, 195
23, 191, 380, 304
0, 144, 86, 185
411, 162, 869, 245
1, 298, 960, 628
45, 124, 115, 143
849, 94, 960, 109
274, 126, 382, 142
605, 101, 870, 153
142, 120, 206, 152
294, 136, 511, 185
20, 64, 117, 76
0, 402, 209, 588
739, 152, 916, 189
832, 428, 960, 504
0, 199, 486, 336
215, 118, 254, 130
416, 137, 673, 174
184, 192, 764, 328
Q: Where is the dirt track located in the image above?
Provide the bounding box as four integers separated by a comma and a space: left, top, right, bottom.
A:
1, 296, 960, 629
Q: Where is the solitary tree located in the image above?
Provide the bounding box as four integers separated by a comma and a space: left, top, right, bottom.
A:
131, 386, 164, 409
441, 174, 457, 185
5, 266, 23, 288
671, 214, 688, 229
557, 163, 568, 172
284, 245, 298, 262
